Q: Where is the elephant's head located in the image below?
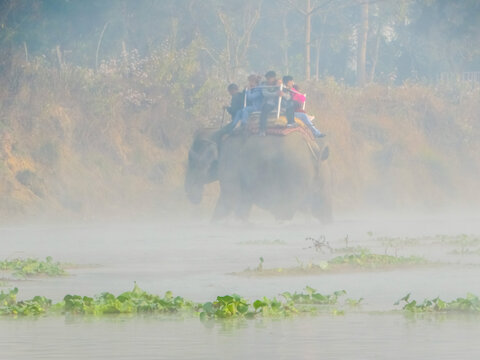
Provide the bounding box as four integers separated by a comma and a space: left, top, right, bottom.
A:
185, 129, 219, 204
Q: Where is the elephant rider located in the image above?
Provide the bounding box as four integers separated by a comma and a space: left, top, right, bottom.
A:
218, 83, 245, 137
259, 70, 296, 137
237, 74, 263, 127
283, 76, 325, 138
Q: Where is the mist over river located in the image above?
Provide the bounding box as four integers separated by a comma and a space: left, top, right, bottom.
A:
1, 215, 480, 359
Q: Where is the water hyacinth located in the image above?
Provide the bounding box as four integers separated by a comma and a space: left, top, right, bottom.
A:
0, 285, 350, 319
0, 257, 66, 278
396, 293, 480, 313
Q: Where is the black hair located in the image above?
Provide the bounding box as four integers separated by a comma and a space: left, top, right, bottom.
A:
265, 70, 276, 79
227, 83, 239, 91
282, 75, 293, 85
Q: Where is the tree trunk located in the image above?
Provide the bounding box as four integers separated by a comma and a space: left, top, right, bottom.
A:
305, 0, 312, 80
23, 41, 28, 64
95, 21, 109, 71
56, 45, 63, 69
315, 15, 326, 81
282, 9, 290, 74
369, 26, 381, 83
356, 1, 368, 87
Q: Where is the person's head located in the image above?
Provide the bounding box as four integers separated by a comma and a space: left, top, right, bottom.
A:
247, 74, 260, 88
265, 70, 277, 85
282, 75, 294, 88
227, 83, 239, 96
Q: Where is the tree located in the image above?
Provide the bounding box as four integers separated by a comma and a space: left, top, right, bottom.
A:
356, 0, 368, 86
285, 0, 343, 80
217, 1, 261, 81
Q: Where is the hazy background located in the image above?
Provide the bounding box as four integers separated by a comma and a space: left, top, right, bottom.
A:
0, 0, 479, 222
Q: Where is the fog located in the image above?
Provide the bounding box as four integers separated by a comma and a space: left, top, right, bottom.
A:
1, 0, 480, 359
2, 217, 480, 358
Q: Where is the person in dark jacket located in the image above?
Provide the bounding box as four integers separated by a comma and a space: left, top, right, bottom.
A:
224, 83, 244, 120
218, 83, 245, 137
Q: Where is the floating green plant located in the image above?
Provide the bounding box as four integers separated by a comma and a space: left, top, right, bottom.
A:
239, 250, 428, 276
0, 256, 66, 278
0, 284, 196, 317
434, 234, 480, 247
345, 297, 364, 307
282, 286, 346, 305
376, 234, 480, 248
200, 294, 251, 319
252, 296, 298, 317
377, 236, 422, 248
448, 247, 480, 256
396, 293, 480, 313
328, 250, 427, 268
199, 287, 346, 320
62, 283, 196, 315
0, 288, 53, 316
0, 285, 350, 319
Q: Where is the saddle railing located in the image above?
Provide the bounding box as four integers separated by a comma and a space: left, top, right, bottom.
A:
241, 85, 308, 119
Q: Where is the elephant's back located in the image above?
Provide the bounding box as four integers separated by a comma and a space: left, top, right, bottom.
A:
225, 131, 318, 169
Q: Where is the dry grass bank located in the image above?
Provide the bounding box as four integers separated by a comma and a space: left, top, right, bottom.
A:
1, 53, 479, 220
305, 79, 480, 212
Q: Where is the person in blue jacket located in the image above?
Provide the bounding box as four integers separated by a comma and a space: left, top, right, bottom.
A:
237, 74, 263, 127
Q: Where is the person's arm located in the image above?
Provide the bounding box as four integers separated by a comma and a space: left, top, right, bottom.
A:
290, 88, 306, 103
282, 88, 292, 101
261, 85, 278, 99
226, 101, 234, 115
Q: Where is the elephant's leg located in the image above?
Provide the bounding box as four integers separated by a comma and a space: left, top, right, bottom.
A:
312, 192, 333, 224
234, 198, 252, 221
212, 192, 233, 221
318, 197, 333, 224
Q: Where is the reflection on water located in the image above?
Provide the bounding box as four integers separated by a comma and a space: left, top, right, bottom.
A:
1, 314, 480, 359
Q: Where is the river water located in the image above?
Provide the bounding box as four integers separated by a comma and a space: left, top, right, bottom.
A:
1, 215, 480, 359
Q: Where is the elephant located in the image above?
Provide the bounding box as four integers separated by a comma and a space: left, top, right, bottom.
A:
185, 128, 332, 222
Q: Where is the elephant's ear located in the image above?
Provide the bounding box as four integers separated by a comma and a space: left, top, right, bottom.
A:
321, 146, 329, 161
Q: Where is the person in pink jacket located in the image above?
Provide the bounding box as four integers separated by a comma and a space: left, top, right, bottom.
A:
282, 76, 325, 138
